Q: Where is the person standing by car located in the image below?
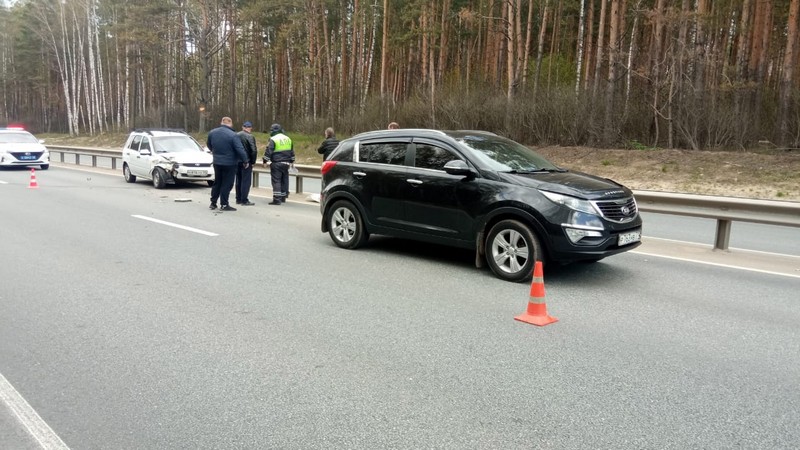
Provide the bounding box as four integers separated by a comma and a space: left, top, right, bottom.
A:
387, 122, 399, 130
316, 127, 339, 161
262, 123, 295, 205
235, 121, 257, 205
208, 116, 249, 211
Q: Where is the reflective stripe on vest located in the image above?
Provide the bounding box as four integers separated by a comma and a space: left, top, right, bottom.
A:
270, 134, 292, 152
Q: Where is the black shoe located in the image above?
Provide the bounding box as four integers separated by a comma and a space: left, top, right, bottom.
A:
279, 198, 286, 203
220, 205, 237, 211
268, 200, 281, 205
235, 201, 243, 205
209, 203, 218, 210
242, 201, 255, 206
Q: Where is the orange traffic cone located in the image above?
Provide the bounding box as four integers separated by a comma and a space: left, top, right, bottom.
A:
514, 261, 558, 326
28, 168, 39, 189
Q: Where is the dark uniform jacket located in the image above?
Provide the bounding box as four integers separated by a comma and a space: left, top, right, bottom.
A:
237, 131, 257, 164
317, 137, 340, 161
207, 125, 248, 166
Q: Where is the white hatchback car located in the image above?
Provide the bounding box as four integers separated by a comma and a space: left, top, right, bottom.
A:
122, 129, 214, 188
0, 128, 50, 170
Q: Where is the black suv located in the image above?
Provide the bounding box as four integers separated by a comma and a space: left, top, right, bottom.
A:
319, 129, 642, 282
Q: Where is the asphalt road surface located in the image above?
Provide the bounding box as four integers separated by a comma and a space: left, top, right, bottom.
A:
1, 165, 798, 449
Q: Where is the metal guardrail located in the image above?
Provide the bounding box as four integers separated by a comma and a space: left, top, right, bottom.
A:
46, 145, 320, 194
632, 191, 800, 250
46, 145, 800, 251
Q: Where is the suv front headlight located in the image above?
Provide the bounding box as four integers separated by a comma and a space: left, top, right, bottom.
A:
540, 191, 599, 215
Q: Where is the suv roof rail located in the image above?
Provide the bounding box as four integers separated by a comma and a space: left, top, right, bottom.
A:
132, 128, 188, 136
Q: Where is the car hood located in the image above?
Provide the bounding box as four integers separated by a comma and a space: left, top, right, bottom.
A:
496, 170, 633, 200
158, 151, 212, 164
0, 142, 47, 152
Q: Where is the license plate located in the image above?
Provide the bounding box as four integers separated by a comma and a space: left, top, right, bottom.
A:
618, 231, 641, 246
187, 170, 207, 176
19, 155, 37, 160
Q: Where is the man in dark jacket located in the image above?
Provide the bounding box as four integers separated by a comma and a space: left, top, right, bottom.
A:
235, 121, 257, 205
316, 127, 339, 161
262, 123, 295, 205
207, 117, 249, 211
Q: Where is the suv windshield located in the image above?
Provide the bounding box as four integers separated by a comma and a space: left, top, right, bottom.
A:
453, 134, 561, 173
153, 136, 202, 154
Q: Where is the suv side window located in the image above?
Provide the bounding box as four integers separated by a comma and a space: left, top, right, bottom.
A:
331, 141, 354, 162
359, 142, 407, 165
129, 135, 142, 151
139, 137, 151, 152
414, 144, 460, 170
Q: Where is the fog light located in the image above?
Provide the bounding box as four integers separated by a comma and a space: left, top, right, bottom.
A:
565, 227, 603, 244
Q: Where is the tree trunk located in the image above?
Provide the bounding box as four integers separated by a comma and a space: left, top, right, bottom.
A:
780, 0, 800, 146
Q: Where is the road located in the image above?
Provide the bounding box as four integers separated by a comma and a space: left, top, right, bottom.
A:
1, 165, 799, 449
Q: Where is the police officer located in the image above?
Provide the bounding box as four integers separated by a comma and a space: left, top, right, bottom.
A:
262, 123, 295, 205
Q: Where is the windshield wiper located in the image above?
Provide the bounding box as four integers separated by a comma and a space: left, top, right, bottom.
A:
506, 167, 567, 174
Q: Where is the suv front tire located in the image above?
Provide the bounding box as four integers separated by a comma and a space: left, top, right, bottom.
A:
485, 219, 542, 282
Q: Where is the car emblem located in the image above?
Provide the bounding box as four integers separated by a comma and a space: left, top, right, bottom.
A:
621, 206, 630, 215
25, 152, 31, 155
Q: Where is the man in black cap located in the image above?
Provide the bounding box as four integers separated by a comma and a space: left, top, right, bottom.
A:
262, 123, 295, 205
235, 121, 257, 205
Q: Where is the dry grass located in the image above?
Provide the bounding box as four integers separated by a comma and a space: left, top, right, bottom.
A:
537, 146, 800, 201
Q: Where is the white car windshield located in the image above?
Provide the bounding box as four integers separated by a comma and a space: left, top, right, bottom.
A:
453, 134, 561, 173
0, 132, 38, 144
153, 136, 203, 154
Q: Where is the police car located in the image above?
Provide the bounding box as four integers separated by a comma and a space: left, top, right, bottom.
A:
122, 129, 215, 188
0, 127, 50, 170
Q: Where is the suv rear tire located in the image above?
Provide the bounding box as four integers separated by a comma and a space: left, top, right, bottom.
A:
327, 200, 369, 249
485, 219, 541, 282
123, 163, 136, 183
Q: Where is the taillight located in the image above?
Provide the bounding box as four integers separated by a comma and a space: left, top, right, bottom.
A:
321, 160, 337, 175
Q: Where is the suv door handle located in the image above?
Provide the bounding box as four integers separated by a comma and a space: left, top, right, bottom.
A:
352, 171, 366, 178
406, 179, 423, 185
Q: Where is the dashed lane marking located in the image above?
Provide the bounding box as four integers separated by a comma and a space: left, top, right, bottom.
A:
132, 215, 219, 236
0, 372, 70, 449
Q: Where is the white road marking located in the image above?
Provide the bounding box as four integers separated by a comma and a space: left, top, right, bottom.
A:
631, 249, 800, 279
0, 180, 8, 184
0, 372, 70, 449
132, 215, 219, 236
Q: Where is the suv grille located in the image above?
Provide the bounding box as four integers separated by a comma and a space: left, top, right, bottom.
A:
594, 197, 638, 222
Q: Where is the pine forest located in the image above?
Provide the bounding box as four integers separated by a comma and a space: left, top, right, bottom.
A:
0, 0, 799, 150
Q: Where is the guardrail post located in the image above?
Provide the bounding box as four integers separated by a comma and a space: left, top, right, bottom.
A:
92, 155, 97, 167
75, 154, 80, 165
111, 157, 117, 170
296, 176, 303, 194
252, 171, 259, 188
714, 219, 732, 251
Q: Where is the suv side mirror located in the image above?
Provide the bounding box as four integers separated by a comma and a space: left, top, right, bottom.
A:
444, 160, 475, 178
139, 149, 151, 156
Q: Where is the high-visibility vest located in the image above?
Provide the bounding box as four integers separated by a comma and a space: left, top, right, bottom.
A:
270, 133, 292, 152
